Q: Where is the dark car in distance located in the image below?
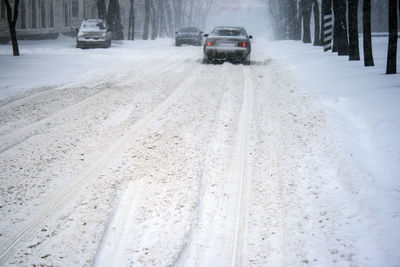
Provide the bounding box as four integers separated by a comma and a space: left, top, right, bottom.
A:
175, 27, 203, 46
203, 26, 253, 65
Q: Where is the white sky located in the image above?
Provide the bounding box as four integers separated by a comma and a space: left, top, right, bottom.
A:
206, 0, 273, 38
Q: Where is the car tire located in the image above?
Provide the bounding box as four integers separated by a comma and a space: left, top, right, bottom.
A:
243, 56, 251, 65
176, 41, 181, 46
202, 57, 209, 64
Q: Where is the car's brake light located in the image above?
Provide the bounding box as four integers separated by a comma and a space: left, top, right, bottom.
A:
238, 41, 248, 47
207, 41, 213, 46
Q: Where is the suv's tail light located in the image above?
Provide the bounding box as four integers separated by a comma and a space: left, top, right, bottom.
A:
206, 40, 215, 46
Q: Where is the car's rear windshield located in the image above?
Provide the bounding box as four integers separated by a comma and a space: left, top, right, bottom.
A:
212, 29, 244, 37
82, 21, 105, 30
179, 27, 199, 33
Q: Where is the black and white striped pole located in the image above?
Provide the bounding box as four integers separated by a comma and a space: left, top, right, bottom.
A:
321, 0, 333, 52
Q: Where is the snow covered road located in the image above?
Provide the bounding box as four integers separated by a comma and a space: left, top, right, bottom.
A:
0, 39, 398, 266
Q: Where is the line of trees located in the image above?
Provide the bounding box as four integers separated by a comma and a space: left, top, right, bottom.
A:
267, 0, 399, 74
135, 0, 214, 41
4, 0, 215, 56
101, 0, 214, 41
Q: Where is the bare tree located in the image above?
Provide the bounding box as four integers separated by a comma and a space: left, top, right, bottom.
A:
300, 0, 312, 43
107, 0, 124, 40
332, 0, 348, 55
97, 0, 107, 20
386, 0, 398, 74
150, 0, 158, 40
143, 0, 150, 40
187, 0, 195, 26
136, 0, 213, 39
267, 0, 301, 41
267, 1, 283, 39
128, 0, 135, 40
363, 0, 374, 66
165, 0, 175, 37
4, 0, 21, 56
158, 0, 167, 38
312, 0, 321, 46
288, 0, 301, 40
173, 0, 183, 30
348, 0, 360, 60
267, 0, 289, 40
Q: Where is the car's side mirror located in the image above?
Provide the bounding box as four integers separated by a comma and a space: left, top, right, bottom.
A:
175, 31, 178, 34
75, 28, 79, 32
249, 35, 253, 39
204, 34, 209, 37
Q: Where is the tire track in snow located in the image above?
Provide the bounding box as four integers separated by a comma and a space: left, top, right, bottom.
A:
229, 67, 253, 267
0, 62, 202, 264
174, 66, 253, 267
92, 179, 144, 267
0, 57, 187, 154
90, 62, 222, 266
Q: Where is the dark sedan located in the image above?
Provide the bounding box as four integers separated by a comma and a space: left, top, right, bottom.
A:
203, 26, 253, 65
175, 27, 203, 46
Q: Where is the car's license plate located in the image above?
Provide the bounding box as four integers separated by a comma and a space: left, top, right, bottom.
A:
218, 41, 235, 47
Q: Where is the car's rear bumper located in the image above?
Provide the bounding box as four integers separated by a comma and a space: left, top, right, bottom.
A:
176, 38, 202, 45
76, 40, 109, 48
204, 47, 250, 61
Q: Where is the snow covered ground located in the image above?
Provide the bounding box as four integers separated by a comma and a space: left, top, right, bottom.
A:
0, 35, 399, 266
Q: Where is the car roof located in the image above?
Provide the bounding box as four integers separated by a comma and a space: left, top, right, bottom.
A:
179, 26, 200, 31
213, 26, 245, 31
84, 19, 104, 23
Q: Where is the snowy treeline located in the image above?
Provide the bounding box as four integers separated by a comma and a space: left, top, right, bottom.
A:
122, 0, 214, 40
266, 0, 398, 74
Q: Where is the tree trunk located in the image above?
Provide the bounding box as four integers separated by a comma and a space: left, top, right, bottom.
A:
332, 0, 348, 55
107, 0, 124, 40
143, 0, 150, 40
178, 0, 183, 29
363, 0, 374, 66
293, 2, 302, 40
386, 0, 398, 74
174, 0, 183, 30
348, 0, 360, 60
128, 0, 135, 40
158, 0, 166, 38
187, 0, 194, 27
300, 0, 312, 43
4, 0, 20, 56
150, 0, 158, 40
97, 0, 107, 20
312, 0, 321, 46
287, 0, 300, 40
165, 0, 174, 37
268, 0, 287, 40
